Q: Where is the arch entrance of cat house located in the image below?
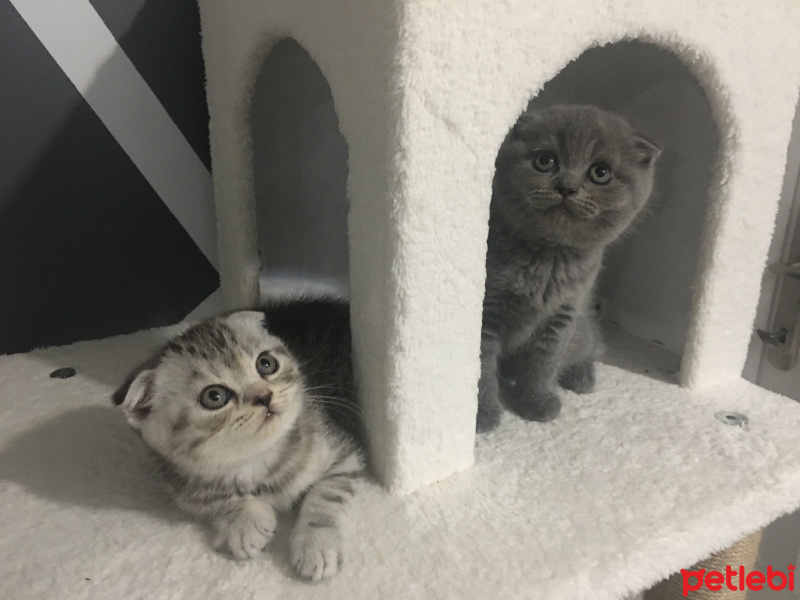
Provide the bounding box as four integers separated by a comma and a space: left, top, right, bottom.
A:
517, 40, 721, 382
251, 38, 350, 297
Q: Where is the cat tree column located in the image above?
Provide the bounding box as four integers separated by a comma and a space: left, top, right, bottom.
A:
197, 0, 495, 492
198, 0, 800, 494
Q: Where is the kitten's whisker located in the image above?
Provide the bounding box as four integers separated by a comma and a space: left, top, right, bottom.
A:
307, 394, 362, 409
302, 383, 361, 400
307, 395, 364, 418
303, 384, 359, 396
316, 405, 362, 417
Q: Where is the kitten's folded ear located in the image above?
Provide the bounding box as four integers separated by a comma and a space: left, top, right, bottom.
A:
632, 132, 662, 167
112, 365, 157, 429
511, 113, 537, 139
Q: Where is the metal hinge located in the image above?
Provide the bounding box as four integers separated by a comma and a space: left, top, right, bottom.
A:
757, 261, 800, 370
769, 261, 800, 279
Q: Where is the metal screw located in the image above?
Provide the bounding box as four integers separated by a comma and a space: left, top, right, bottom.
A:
715, 411, 748, 428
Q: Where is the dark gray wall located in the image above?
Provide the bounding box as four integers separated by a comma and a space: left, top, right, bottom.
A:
0, 0, 216, 355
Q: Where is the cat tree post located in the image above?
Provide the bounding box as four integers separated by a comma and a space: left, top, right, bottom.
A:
198, 0, 493, 493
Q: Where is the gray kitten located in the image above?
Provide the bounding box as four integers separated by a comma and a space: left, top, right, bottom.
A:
113, 297, 362, 581
477, 104, 660, 432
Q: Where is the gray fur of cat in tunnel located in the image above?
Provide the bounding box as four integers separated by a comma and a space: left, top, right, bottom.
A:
473, 39, 723, 433
478, 104, 662, 432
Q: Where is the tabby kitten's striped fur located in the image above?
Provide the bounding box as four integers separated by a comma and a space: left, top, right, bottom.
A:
113, 297, 362, 581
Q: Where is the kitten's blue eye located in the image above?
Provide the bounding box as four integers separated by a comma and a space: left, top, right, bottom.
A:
256, 352, 279, 377
588, 162, 613, 185
199, 385, 231, 410
532, 152, 558, 173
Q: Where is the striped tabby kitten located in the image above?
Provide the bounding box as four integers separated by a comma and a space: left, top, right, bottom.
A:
113, 296, 362, 581
478, 104, 660, 432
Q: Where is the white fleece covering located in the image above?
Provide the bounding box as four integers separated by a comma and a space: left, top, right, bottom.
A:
198, 0, 800, 493
2, 329, 800, 600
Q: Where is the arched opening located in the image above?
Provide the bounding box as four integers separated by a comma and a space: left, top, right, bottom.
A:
251, 38, 350, 297
501, 40, 719, 381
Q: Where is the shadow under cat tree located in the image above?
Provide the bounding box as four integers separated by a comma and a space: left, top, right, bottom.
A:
0, 404, 300, 575
0, 405, 175, 515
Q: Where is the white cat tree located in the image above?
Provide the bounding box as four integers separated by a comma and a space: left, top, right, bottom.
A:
195, 0, 800, 596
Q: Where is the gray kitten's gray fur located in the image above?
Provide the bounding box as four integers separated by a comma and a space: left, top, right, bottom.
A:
113, 296, 362, 581
477, 105, 660, 432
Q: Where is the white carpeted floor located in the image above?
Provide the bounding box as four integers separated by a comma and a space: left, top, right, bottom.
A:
1, 326, 799, 600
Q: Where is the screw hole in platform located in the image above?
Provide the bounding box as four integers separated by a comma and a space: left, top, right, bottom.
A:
715, 411, 748, 428
49, 367, 76, 379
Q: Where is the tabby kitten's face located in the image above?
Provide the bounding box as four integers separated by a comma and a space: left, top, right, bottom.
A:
117, 312, 305, 474
493, 105, 660, 250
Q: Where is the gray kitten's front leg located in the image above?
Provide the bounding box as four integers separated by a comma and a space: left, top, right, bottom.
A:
504, 307, 575, 422
290, 452, 362, 581
557, 312, 600, 394
477, 332, 503, 432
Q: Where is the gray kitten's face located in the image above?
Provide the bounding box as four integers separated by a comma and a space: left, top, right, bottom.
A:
116, 312, 304, 475
493, 105, 660, 250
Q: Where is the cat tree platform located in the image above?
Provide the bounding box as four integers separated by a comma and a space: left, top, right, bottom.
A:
2, 327, 800, 600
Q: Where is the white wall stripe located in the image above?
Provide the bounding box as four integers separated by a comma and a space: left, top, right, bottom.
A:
10, 0, 219, 272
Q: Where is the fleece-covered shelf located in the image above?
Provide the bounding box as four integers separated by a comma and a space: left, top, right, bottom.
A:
2, 328, 799, 600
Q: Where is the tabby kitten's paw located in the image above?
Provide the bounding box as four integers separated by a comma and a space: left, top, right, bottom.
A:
290, 524, 343, 581
216, 501, 277, 560
509, 389, 561, 422
558, 360, 596, 394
